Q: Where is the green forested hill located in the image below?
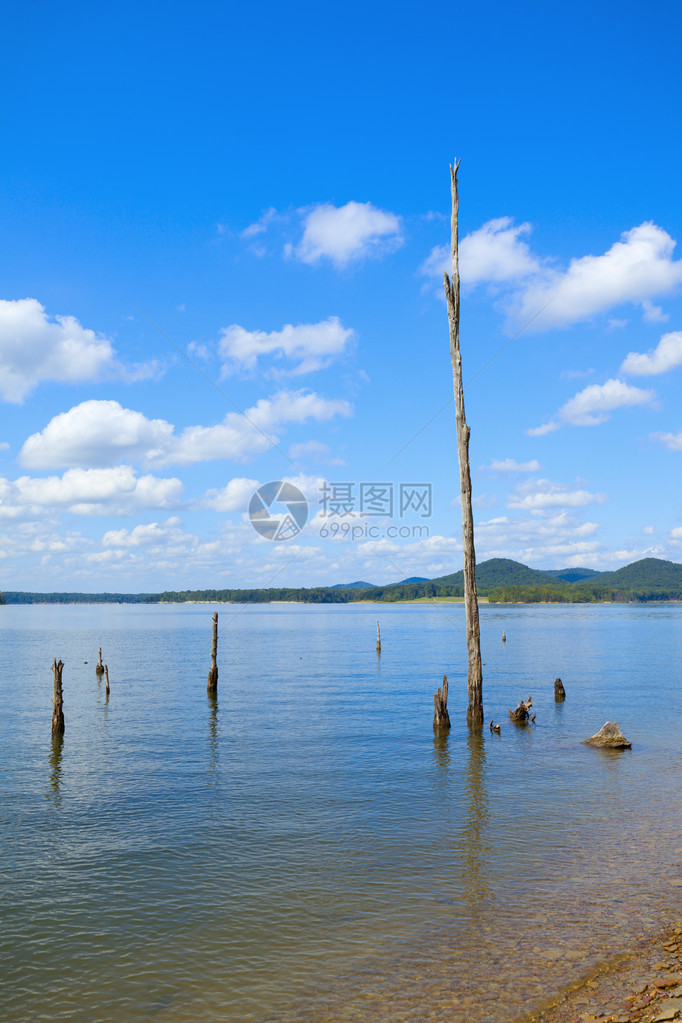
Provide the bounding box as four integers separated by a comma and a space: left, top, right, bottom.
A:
3, 558, 682, 605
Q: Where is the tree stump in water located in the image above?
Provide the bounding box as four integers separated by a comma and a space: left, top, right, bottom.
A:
376, 620, 381, 654
104, 665, 110, 697
554, 677, 566, 701
96, 647, 104, 677
433, 674, 451, 731
51, 658, 65, 735
207, 612, 218, 694
583, 721, 631, 749
508, 696, 532, 724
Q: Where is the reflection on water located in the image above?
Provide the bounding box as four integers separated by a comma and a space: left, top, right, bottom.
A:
460, 728, 490, 908
48, 732, 63, 799
1, 602, 682, 1023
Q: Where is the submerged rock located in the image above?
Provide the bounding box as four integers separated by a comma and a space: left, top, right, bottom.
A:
583, 721, 632, 749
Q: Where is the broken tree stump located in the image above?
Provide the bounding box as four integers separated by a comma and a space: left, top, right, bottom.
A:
433, 674, 451, 731
96, 647, 104, 676
376, 620, 381, 654
554, 677, 566, 701
104, 664, 110, 697
502, 631, 506, 643
51, 658, 65, 735
207, 612, 218, 694
583, 721, 631, 749
508, 695, 532, 724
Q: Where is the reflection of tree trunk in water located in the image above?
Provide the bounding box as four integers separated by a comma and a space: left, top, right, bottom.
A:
208, 693, 219, 785
459, 728, 490, 908
49, 733, 64, 797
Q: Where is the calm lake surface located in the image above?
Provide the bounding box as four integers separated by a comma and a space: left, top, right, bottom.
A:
2, 601, 682, 1022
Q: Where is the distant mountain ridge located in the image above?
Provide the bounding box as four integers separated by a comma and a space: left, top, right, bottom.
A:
4, 558, 682, 605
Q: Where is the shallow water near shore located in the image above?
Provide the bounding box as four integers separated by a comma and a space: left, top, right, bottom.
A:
1, 601, 681, 1022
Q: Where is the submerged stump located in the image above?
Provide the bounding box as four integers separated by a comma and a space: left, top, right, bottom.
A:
376, 620, 381, 655
207, 612, 218, 694
508, 695, 532, 724
104, 664, 110, 697
583, 721, 631, 749
433, 674, 451, 731
51, 658, 65, 735
554, 677, 566, 701
96, 647, 104, 677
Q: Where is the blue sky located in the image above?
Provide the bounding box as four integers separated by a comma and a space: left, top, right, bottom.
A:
2, 0, 682, 591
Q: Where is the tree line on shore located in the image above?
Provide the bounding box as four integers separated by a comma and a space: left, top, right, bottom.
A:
4, 556, 682, 605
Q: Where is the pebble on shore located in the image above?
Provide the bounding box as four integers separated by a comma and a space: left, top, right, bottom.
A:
524, 922, 682, 1023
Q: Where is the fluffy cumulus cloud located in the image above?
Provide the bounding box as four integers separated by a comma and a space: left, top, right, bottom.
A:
506, 479, 606, 511
528, 378, 656, 434
218, 317, 354, 376
0, 298, 116, 402
421, 218, 542, 287
620, 331, 682, 376
290, 201, 403, 268
0, 466, 183, 519
20, 393, 352, 470
0, 298, 160, 402
421, 220, 682, 331
200, 477, 260, 512
513, 223, 682, 331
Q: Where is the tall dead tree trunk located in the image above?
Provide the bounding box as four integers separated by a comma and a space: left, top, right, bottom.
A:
443, 160, 484, 728
207, 612, 218, 694
52, 658, 65, 735
376, 620, 381, 654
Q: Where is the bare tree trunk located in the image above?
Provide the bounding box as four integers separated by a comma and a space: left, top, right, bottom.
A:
104, 664, 110, 698
443, 160, 484, 728
207, 612, 218, 694
376, 620, 381, 654
433, 673, 451, 730
52, 658, 65, 735
96, 647, 104, 676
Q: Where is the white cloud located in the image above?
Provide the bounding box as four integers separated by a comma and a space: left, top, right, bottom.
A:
641, 299, 669, 323
528, 378, 655, 433
0, 298, 160, 402
200, 477, 260, 512
652, 431, 682, 452
507, 479, 606, 511
420, 217, 542, 288
241, 207, 279, 239
20, 392, 353, 470
485, 458, 541, 473
0, 466, 183, 519
643, 525, 655, 535
620, 331, 682, 376
218, 317, 354, 376
102, 519, 185, 548
0, 298, 116, 403
291, 201, 402, 268
513, 223, 682, 331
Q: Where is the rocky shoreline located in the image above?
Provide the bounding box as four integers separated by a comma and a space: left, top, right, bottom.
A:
516, 920, 682, 1023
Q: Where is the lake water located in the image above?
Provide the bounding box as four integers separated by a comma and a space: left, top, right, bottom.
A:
2, 601, 682, 1022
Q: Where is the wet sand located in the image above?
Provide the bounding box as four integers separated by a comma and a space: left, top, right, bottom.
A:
514, 920, 682, 1023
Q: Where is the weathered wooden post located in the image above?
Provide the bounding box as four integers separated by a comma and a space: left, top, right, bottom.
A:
376, 620, 381, 654
104, 665, 110, 697
502, 631, 506, 643
444, 160, 484, 728
51, 658, 65, 735
554, 677, 565, 701
433, 673, 451, 731
207, 612, 218, 693
96, 647, 104, 677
